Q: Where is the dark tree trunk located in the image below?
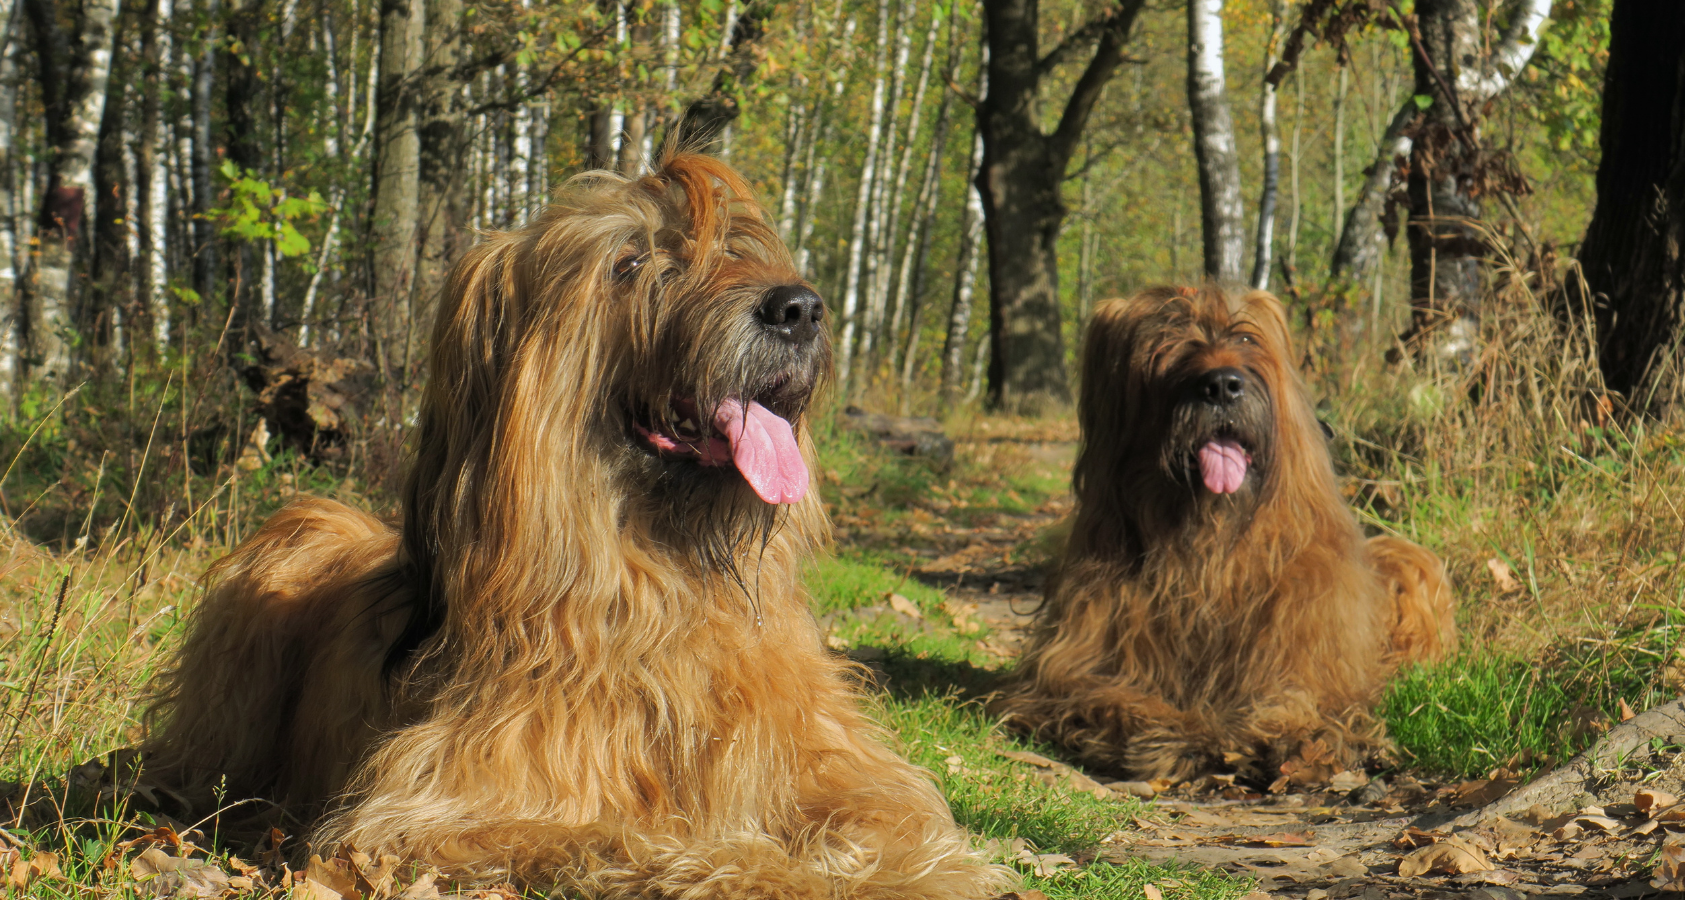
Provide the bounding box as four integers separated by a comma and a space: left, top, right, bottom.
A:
1576, 0, 1685, 405
190, 0, 218, 313
87, 7, 131, 374
414, 0, 467, 339
976, 0, 1145, 412
1405, 0, 1484, 343
224, 0, 264, 344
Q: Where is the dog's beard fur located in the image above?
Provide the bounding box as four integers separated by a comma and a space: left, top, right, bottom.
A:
997, 284, 1457, 782
140, 153, 1006, 897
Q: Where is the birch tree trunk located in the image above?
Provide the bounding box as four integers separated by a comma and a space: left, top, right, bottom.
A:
1403, 0, 1551, 349
941, 128, 984, 408
0, 22, 18, 400
1250, 0, 1287, 290
1330, 102, 1416, 282
1187, 0, 1245, 282
135, 0, 169, 347
837, 0, 890, 391
856, 0, 910, 384
23, 0, 123, 383
880, 3, 942, 372
894, 14, 961, 403
371, 0, 425, 386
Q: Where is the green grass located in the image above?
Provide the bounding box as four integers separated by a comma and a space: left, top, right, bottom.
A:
1382, 615, 1685, 778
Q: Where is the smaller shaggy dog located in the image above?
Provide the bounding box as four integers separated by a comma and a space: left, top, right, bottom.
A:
997, 284, 1456, 782
142, 154, 1006, 899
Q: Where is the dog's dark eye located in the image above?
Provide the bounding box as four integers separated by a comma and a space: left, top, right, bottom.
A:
1235, 333, 1256, 345
614, 255, 647, 279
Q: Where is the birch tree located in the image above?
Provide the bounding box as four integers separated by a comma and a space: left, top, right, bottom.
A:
1251, 0, 1289, 289
1187, 0, 1245, 283
21, 0, 122, 382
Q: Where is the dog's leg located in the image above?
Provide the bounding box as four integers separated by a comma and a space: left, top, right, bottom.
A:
142, 499, 404, 817
1367, 535, 1457, 665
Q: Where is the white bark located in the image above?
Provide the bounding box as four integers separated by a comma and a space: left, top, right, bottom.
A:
1330, 100, 1416, 281
881, 3, 941, 362
857, 0, 912, 378
1460, 0, 1552, 101
27, 0, 123, 381
1250, 0, 1286, 290
941, 128, 985, 405
1187, 0, 1246, 282
837, 0, 891, 390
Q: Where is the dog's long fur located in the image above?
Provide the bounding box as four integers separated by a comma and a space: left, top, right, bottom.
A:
143, 154, 1007, 898
996, 284, 1456, 782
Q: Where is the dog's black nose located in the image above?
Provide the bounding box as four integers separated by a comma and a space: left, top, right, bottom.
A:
758, 285, 825, 343
1199, 367, 1247, 405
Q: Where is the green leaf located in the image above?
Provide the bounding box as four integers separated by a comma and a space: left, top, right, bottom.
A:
1412, 94, 1433, 110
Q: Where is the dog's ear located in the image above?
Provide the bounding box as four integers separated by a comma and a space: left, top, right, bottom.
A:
426, 234, 526, 429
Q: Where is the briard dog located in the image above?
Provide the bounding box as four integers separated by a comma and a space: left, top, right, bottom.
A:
997, 284, 1456, 783
142, 154, 1006, 898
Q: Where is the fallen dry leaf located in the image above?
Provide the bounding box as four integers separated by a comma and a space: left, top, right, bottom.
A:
7, 850, 60, 889
1640, 790, 1680, 815
1487, 557, 1521, 592
397, 873, 441, 900
1013, 848, 1076, 878
1143, 884, 1164, 900
1620, 698, 1638, 721
1656, 835, 1685, 891
131, 848, 232, 899
1236, 832, 1315, 848
887, 593, 922, 619
997, 749, 1058, 768
1397, 838, 1494, 877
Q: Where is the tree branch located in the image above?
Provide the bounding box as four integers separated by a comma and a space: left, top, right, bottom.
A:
1462, 0, 1553, 101
1048, 0, 1146, 171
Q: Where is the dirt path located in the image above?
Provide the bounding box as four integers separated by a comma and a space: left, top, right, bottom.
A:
834, 421, 1683, 899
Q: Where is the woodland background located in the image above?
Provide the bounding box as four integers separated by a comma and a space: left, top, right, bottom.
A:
0, 0, 1629, 442
10, 2, 1685, 897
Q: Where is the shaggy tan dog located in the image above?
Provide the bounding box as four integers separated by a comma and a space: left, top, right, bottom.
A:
997, 284, 1456, 782
143, 154, 1007, 898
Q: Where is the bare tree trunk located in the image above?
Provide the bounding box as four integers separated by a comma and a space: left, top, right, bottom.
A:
894, 8, 962, 406
371, 0, 424, 387
1573, 0, 1685, 407
87, 9, 132, 374
880, 3, 942, 373
190, 0, 217, 313
0, 4, 20, 398
414, 0, 466, 352
977, 0, 1146, 411
1250, 0, 1287, 290
837, 0, 890, 391
1403, 0, 1551, 348
856, 0, 910, 385
1187, 0, 1245, 282
135, 0, 168, 348
22, 0, 123, 383
941, 128, 984, 408
1331, 63, 1347, 242
1330, 101, 1416, 282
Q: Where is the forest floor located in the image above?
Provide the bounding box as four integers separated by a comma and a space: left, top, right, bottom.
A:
5, 381, 1685, 899
812, 406, 1685, 900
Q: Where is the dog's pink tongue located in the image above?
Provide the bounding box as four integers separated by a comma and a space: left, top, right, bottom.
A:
1197, 439, 1249, 494
713, 400, 809, 505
